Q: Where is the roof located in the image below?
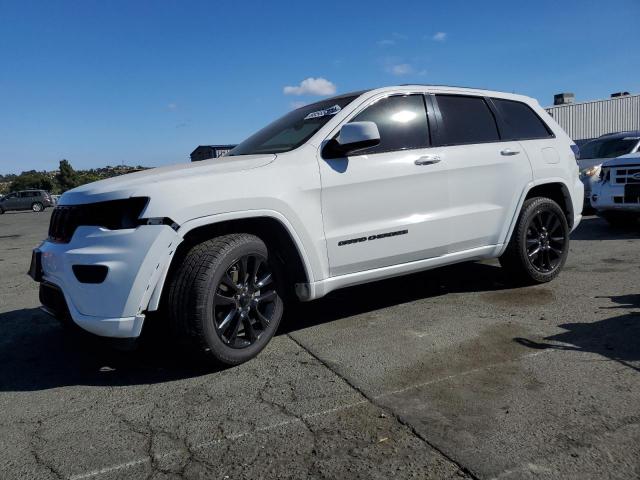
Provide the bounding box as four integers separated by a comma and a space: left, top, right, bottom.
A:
546, 93, 640, 110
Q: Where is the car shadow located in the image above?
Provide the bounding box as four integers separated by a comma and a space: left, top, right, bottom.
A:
515, 294, 640, 373
571, 215, 640, 241
278, 260, 510, 333
0, 261, 512, 392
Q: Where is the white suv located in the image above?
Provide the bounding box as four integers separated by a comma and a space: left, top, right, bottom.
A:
29, 85, 583, 365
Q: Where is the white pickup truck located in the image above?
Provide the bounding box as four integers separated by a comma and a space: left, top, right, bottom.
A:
29, 85, 583, 365
591, 152, 640, 225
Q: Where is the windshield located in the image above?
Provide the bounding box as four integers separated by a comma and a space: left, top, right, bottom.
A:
580, 136, 639, 160
228, 95, 360, 156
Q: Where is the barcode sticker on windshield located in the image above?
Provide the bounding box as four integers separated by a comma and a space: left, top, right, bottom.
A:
304, 104, 342, 120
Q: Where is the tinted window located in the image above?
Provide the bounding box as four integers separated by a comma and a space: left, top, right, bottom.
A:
435, 95, 499, 145
493, 98, 552, 140
349, 94, 429, 154
579, 136, 640, 159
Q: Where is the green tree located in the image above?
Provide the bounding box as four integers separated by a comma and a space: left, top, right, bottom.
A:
8, 172, 55, 192
56, 159, 78, 192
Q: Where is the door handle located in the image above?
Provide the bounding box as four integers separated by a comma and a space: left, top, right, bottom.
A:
415, 154, 441, 166
500, 148, 520, 156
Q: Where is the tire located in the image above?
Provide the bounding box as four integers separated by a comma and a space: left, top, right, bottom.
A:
32, 202, 43, 212
499, 197, 570, 285
0, 208, 4, 214
167, 233, 284, 366
600, 211, 637, 227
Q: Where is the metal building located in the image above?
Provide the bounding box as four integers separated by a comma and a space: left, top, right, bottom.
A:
545, 93, 640, 145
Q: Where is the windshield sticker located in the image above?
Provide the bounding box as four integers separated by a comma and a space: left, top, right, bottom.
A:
304, 104, 342, 121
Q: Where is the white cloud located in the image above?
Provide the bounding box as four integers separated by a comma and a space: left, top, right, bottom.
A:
377, 39, 396, 46
432, 32, 447, 42
389, 63, 414, 76
283, 77, 336, 96
167, 102, 177, 110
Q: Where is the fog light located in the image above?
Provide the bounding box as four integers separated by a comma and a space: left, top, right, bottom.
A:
73, 265, 108, 284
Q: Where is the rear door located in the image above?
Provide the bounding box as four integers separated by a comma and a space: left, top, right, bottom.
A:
18, 192, 31, 209
429, 94, 533, 252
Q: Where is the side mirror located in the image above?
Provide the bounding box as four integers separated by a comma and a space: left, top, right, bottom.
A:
323, 121, 381, 159
338, 121, 381, 151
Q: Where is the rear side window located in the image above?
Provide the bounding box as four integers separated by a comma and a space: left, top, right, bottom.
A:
492, 98, 553, 140
350, 94, 429, 154
434, 95, 499, 146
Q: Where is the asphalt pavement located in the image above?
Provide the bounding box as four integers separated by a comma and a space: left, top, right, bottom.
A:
1, 210, 639, 479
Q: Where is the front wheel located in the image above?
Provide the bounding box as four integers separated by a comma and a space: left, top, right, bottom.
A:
499, 197, 570, 284
167, 233, 284, 366
31, 202, 43, 212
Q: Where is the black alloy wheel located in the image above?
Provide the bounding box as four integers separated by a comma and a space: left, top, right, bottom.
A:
167, 233, 284, 366
524, 208, 566, 273
213, 254, 278, 348
499, 197, 570, 284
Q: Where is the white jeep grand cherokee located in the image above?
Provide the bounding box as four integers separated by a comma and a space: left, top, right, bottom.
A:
29, 85, 583, 365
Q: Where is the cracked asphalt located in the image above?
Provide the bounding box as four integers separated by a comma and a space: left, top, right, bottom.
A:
1, 210, 639, 479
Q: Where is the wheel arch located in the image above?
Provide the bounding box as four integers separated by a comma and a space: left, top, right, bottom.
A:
499, 180, 575, 256
524, 181, 575, 229
147, 212, 313, 312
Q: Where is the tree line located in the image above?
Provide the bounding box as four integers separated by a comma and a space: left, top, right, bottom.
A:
1, 160, 146, 195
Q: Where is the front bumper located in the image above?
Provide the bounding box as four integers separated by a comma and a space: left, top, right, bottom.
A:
32, 224, 178, 338
591, 183, 640, 213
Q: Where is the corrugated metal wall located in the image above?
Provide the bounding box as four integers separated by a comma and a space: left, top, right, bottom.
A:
545, 94, 640, 141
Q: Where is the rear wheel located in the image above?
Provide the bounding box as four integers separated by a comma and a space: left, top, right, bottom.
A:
167, 233, 284, 366
31, 202, 43, 212
499, 197, 569, 284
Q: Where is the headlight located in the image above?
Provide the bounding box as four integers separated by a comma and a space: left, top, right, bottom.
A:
49, 197, 149, 243
581, 166, 600, 178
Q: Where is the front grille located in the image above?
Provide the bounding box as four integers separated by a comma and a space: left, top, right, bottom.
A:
614, 166, 640, 184
48, 205, 83, 243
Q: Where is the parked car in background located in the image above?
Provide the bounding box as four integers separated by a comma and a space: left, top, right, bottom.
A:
578, 131, 640, 211
29, 85, 583, 366
591, 152, 640, 226
0, 190, 54, 213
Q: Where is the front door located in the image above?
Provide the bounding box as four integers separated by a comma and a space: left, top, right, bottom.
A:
319, 93, 450, 277
2, 193, 20, 211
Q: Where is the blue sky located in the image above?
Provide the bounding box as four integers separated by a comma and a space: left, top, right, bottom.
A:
1, 0, 638, 173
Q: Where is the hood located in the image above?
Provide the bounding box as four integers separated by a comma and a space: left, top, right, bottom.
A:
602, 152, 640, 168
59, 154, 275, 206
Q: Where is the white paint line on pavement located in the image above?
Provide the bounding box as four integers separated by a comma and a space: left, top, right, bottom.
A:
374, 349, 551, 400
69, 400, 368, 480
70, 349, 556, 479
